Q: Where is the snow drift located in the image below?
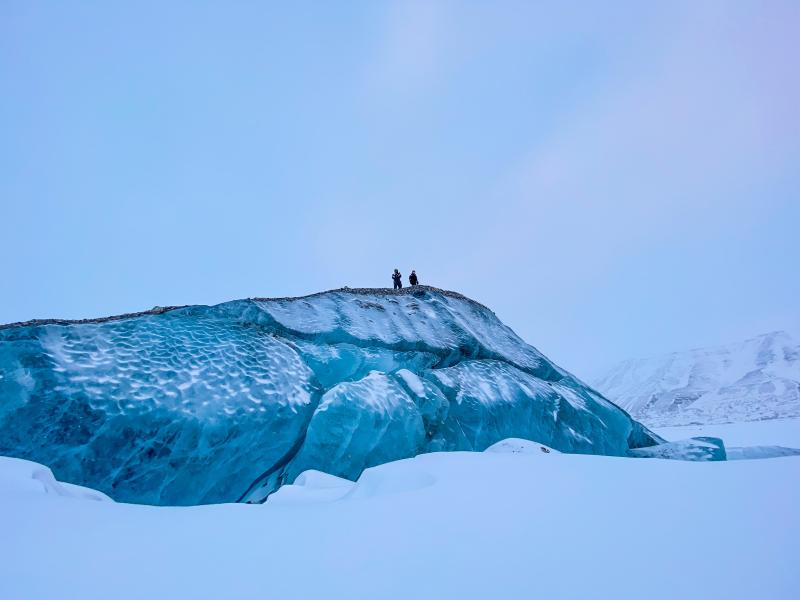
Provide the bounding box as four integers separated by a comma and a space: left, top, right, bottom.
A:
0, 286, 664, 505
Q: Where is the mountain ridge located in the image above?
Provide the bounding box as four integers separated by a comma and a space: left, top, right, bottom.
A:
594, 330, 800, 426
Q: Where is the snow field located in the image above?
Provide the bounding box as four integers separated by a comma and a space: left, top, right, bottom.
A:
1, 442, 798, 600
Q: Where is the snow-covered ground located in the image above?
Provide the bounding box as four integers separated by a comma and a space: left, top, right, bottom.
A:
2, 436, 799, 600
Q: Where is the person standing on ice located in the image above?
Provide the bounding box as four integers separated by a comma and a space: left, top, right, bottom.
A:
409, 270, 419, 286
392, 269, 403, 290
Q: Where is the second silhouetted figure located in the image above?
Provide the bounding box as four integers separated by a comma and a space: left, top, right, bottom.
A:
409, 270, 419, 286
392, 269, 403, 290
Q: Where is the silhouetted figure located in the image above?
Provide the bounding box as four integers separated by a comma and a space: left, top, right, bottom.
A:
409, 270, 419, 286
392, 269, 403, 290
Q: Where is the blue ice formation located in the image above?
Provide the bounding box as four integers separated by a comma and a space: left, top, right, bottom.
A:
0, 286, 667, 505
627, 436, 727, 461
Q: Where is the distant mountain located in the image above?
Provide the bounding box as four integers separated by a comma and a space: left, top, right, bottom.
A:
593, 331, 800, 426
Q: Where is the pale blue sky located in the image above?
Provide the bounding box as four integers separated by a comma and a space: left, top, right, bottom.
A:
2, 1, 798, 378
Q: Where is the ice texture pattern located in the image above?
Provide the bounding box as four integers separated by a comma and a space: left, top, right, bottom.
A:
0, 286, 664, 505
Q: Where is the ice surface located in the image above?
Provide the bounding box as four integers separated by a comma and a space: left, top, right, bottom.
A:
654, 417, 800, 448
0, 308, 317, 504
725, 445, 800, 460
628, 436, 727, 461
0, 287, 663, 505
653, 419, 800, 460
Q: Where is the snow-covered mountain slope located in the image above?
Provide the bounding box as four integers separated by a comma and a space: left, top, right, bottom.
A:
1, 448, 798, 600
0, 286, 661, 505
593, 331, 800, 426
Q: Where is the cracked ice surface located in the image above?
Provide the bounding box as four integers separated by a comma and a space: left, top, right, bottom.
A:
0, 287, 663, 505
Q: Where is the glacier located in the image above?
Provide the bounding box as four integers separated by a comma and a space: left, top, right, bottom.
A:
0, 286, 666, 505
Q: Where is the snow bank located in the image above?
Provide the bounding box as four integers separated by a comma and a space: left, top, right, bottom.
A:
484, 438, 559, 454
0, 457, 111, 501
265, 469, 355, 505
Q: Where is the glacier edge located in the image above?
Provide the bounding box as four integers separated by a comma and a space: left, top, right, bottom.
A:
0, 286, 665, 505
